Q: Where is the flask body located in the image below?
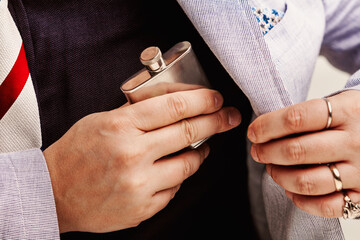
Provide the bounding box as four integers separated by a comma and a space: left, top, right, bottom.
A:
121, 41, 211, 148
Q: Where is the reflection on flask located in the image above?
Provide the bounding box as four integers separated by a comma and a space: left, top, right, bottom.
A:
121, 41, 211, 149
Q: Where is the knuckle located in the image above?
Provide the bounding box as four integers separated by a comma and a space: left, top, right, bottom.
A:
252, 117, 266, 141
320, 201, 336, 218
351, 132, 360, 147
107, 114, 132, 133
285, 139, 305, 164
180, 119, 197, 146
348, 134, 360, 158
295, 173, 315, 195
204, 90, 217, 109
116, 145, 145, 168
122, 172, 146, 193
214, 111, 226, 131
352, 166, 360, 184
182, 158, 194, 179
291, 194, 304, 209
107, 116, 125, 132
291, 194, 310, 215
255, 145, 266, 163
126, 107, 147, 130
285, 106, 304, 132
205, 90, 222, 110
83, 112, 101, 122
268, 165, 277, 181
167, 94, 188, 120
350, 99, 360, 116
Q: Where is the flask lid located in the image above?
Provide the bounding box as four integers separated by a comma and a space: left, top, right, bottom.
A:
140, 46, 166, 73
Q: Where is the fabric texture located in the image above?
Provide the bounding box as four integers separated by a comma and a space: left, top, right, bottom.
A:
2, 0, 360, 238
0, 0, 59, 238
8, 0, 256, 239
177, 0, 293, 116
0, 149, 59, 239
251, 7, 285, 35
177, 0, 360, 239
0, 0, 41, 152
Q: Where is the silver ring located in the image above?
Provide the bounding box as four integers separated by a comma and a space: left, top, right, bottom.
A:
327, 163, 343, 192
343, 194, 360, 219
322, 98, 333, 129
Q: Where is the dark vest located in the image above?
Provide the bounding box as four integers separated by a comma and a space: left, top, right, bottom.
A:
9, 0, 258, 239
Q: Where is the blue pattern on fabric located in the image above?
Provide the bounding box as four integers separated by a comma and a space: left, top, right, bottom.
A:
252, 7, 285, 35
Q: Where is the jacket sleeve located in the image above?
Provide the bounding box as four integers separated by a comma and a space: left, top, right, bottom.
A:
0, 148, 60, 239
321, 0, 360, 81
320, 0, 360, 92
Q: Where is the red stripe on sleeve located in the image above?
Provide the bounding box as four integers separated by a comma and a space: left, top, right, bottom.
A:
0, 44, 30, 120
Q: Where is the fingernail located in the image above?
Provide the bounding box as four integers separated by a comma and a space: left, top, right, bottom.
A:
214, 92, 223, 109
228, 109, 242, 126
247, 127, 256, 142
251, 145, 259, 162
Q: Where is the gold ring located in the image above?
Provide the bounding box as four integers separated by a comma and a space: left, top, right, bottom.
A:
322, 98, 333, 129
343, 193, 360, 219
327, 163, 343, 192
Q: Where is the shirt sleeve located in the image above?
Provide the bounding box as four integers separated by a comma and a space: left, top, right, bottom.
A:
321, 0, 360, 75
0, 148, 60, 239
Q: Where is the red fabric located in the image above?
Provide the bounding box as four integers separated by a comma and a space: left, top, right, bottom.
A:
0, 44, 29, 120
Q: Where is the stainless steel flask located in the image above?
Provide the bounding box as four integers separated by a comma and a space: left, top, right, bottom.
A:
121, 41, 211, 148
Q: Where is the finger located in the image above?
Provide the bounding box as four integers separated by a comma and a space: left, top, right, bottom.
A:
267, 164, 336, 196
268, 162, 360, 196
335, 162, 360, 192
144, 107, 241, 159
120, 89, 224, 131
128, 82, 204, 102
248, 98, 343, 144
150, 185, 181, 216
119, 102, 130, 108
152, 144, 210, 191
150, 82, 204, 94
286, 190, 360, 218
251, 130, 350, 165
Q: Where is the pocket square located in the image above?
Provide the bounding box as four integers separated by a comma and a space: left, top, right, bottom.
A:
252, 7, 285, 35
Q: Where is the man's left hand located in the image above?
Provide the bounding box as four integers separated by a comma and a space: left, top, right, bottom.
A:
248, 90, 360, 218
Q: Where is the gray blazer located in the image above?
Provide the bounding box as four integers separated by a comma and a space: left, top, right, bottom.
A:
178, 0, 360, 239
1, 0, 360, 239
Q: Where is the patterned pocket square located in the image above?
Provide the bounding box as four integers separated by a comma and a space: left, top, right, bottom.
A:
252, 7, 285, 35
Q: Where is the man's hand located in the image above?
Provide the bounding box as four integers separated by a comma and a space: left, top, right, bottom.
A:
247, 90, 360, 218
43, 88, 241, 233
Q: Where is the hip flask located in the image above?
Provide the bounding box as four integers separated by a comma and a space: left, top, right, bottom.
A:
120, 41, 211, 149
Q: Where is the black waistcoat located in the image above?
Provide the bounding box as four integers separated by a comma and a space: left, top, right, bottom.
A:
9, 0, 257, 239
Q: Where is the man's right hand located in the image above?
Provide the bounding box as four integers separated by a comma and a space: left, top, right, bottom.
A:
43, 88, 241, 233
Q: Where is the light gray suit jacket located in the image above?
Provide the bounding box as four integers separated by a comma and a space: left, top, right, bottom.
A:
2, 0, 360, 239
178, 0, 360, 239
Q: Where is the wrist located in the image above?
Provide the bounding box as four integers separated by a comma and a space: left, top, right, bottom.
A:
43, 144, 71, 233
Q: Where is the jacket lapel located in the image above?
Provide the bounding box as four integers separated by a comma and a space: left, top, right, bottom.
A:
177, 2, 344, 240
176, 0, 293, 115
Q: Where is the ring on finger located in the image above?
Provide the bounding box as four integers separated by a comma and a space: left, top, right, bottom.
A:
322, 97, 333, 129
343, 193, 360, 219
327, 163, 343, 192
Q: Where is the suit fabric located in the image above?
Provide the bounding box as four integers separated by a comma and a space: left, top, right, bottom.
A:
178, 0, 360, 239
5, 0, 256, 239
2, 0, 360, 239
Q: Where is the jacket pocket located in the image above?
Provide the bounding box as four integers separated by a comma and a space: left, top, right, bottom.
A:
264, 0, 305, 57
